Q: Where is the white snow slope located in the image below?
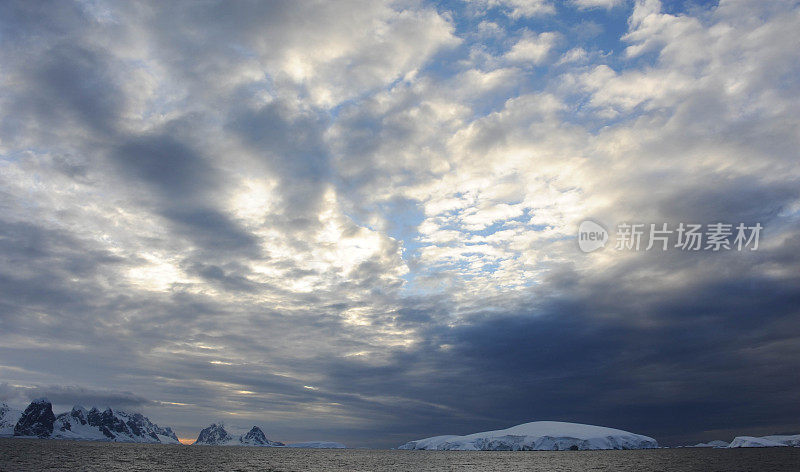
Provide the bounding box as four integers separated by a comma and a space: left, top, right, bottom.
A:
762, 435, 800, 447
398, 421, 658, 451
0, 403, 23, 436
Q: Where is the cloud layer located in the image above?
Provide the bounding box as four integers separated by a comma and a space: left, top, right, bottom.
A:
1, 0, 799, 446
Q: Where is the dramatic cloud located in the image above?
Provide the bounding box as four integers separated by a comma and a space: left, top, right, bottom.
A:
0, 383, 152, 411
0, 0, 798, 447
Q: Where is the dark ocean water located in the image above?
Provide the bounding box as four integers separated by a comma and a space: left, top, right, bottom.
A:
1, 439, 799, 472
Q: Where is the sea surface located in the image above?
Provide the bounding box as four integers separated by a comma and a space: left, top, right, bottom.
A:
2, 438, 799, 472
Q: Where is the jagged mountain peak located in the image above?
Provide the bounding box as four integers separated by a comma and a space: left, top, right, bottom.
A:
194, 423, 284, 446
3, 399, 180, 444
243, 426, 266, 442
194, 423, 233, 445
14, 399, 55, 438
240, 426, 284, 446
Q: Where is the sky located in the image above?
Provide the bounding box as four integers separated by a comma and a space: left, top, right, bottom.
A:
0, 0, 799, 448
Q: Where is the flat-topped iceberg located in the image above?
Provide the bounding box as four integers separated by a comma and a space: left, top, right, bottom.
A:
690, 440, 729, 448
729, 435, 800, 448
761, 435, 800, 447
287, 441, 346, 449
398, 421, 658, 451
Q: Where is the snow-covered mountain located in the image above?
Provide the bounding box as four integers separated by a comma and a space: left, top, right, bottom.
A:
398, 421, 659, 451
0, 402, 23, 436
7, 399, 178, 443
287, 441, 346, 449
240, 426, 284, 446
53, 405, 179, 443
193, 423, 283, 446
729, 435, 800, 448
194, 423, 233, 445
14, 398, 56, 438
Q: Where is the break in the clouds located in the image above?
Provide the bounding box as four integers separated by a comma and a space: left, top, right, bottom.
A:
1, 0, 799, 447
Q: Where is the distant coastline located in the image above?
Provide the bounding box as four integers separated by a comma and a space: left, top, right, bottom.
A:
3, 398, 798, 450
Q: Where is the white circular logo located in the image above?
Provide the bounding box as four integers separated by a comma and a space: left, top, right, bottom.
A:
577, 220, 608, 253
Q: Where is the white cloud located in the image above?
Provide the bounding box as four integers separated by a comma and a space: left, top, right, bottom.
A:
571, 0, 624, 10
556, 47, 588, 65
466, 0, 556, 19
504, 31, 560, 64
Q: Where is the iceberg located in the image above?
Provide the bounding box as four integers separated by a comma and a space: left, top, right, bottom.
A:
729, 435, 799, 448
761, 435, 800, 447
690, 440, 729, 448
287, 441, 346, 449
398, 421, 658, 451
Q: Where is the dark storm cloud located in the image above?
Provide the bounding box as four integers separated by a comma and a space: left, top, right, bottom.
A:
305, 265, 800, 446
653, 176, 799, 225
429, 274, 800, 438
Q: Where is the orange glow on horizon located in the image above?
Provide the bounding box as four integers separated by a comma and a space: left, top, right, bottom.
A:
178, 437, 194, 445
